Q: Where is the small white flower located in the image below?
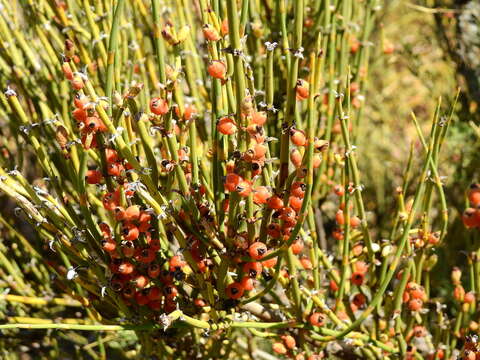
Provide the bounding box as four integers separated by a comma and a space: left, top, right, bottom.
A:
293, 47, 304, 59
159, 313, 172, 331
4, 86, 17, 97
66, 267, 79, 280
264, 41, 278, 51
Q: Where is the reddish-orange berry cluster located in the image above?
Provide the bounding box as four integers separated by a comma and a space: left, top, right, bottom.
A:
403, 281, 427, 312
463, 184, 480, 228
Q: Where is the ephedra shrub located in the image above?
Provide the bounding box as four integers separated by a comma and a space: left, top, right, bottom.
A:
0, 0, 476, 359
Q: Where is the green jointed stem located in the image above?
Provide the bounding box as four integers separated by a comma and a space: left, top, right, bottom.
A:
105, 0, 126, 116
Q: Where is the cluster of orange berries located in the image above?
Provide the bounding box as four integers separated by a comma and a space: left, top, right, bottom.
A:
99, 182, 188, 312
93, 150, 212, 311
402, 281, 428, 312
289, 132, 326, 171
462, 183, 480, 228
70, 93, 109, 150
330, 184, 362, 242
224, 240, 278, 300
272, 334, 323, 359
451, 267, 476, 309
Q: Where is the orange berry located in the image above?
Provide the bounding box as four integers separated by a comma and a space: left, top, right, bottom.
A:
251, 111, 267, 126
296, 79, 309, 100
73, 93, 89, 109
335, 209, 345, 225
236, 180, 252, 197
352, 243, 363, 256
253, 186, 271, 204
312, 154, 322, 168
194, 298, 207, 307
183, 104, 196, 121
150, 97, 169, 115
226, 282, 244, 299
272, 342, 287, 355
122, 223, 139, 241
262, 251, 278, 268
253, 143, 267, 159
202, 24, 220, 41
350, 37, 360, 53
413, 325, 426, 338
333, 184, 344, 196
224, 172, 242, 192
251, 160, 263, 176
217, 117, 237, 135
267, 223, 281, 238
351, 271, 365, 286
291, 181, 306, 198
84, 116, 101, 132
133, 275, 149, 289
102, 191, 120, 211
117, 261, 134, 275
330, 279, 339, 292
290, 129, 307, 146
134, 247, 155, 264
410, 286, 426, 301
62, 62, 74, 80
267, 195, 284, 210
454, 285, 465, 302
71, 76, 84, 90
300, 257, 313, 270
249, 242, 267, 260
139, 211, 152, 224
243, 261, 263, 278
107, 162, 124, 177
73, 108, 87, 122
85, 169, 103, 184
101, 239, 116, 252
350, 216, 361, 228
280, 207, 297, 224
99, 222, 111, 238
289, 196, 303, 213
221, 18, 229, 36
290, 239, 304, 255
352, 293, 367, 308
207, 60, 227, 80
309, 312, 326, 327
240, 276, 255, 291
163, 285, 178, 299
281, 335, 296, 349
148, 264, 161, 278
353, 261, 368, 275
304, 18, 314, 27
468, 183, 480, 206
105, 148, 119, 163
290, 148, 303, 168
463, 208, 478, 228
169, 255, 186, 270
408, 298, 423, 311
464, 291, 475, 304
332, 228, 344, 240
121, 240, 135, 257
125, 205, 140, 222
